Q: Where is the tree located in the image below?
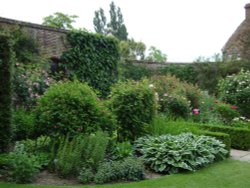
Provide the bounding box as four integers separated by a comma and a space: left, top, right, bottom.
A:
119, 39, 146, 60
93, 1, 128, 40
146, 46, 167, 62
42, 12, 78, 30
93, 8, 107, 35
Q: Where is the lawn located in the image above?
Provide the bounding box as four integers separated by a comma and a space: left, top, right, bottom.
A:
1, 160, 250, 188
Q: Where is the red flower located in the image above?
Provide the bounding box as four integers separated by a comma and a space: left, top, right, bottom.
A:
193, 109, 199, 115
230, 105, 238, 110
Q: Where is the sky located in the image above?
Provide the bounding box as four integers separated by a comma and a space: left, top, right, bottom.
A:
1, 0, 249, 62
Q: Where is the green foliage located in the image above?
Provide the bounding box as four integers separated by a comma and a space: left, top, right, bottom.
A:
13, 61, 54, 108
218, 69, 250, 117
7, 143, 41, 183
93, 1, 128, 40
112, 141, 133, 160
120, 62, 155, 81
12, 108, 35, 141
134, 133, 228, 174
119, 39, 146, 60
213, 103, 240, 124
107, 1, 128, 40
199, 131, 231, 156
146, 46, 167, 62
93, 8, 107, 35
94, 157, 145, 184
61, 30, 120, 97
148, 116, 201, 136
0, 33, 14, 153
109, 80, 156, 141
35, 81, 116, 137
55, 132, 109, 178
160, 64, 198, 84
78, 167, 94, 184
42, 12, 78, 29
149, 75, 202, 118
202, 125, 250, 150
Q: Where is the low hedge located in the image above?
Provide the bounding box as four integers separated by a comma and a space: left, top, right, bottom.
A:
199, 130, 231, 156
202, 125, 250, 150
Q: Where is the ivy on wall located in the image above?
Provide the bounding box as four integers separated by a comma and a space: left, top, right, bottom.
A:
61, 30, 120, 97
0, 33, 14, 153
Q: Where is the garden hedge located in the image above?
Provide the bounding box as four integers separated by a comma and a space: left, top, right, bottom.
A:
202, 125, 250, 150
61, 30, 120, 97
0, 33, 14, 153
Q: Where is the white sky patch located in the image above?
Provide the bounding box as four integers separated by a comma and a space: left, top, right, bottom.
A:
0, 0, 249, 61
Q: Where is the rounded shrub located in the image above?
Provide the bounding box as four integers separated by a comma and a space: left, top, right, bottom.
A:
35, 81, 116, 137
149, 75, 196, 118
218, 69, 250, 117
109, 80, 156, 141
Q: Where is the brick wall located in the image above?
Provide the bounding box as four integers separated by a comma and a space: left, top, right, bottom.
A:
0, 17, 68, 58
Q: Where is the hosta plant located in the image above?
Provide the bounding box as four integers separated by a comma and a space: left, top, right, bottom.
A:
134, 133, 228, 174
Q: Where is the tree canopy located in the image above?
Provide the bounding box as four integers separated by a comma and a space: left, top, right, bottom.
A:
42, 12, 78, 30
93, 1, 128, 40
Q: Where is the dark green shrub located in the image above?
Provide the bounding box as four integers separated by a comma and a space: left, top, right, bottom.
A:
61, 30, 120, 97
218, 69, 250, 117
78, 167, 94, 184
160, 64, 198, 84
7, 143, 41, 183
120, 62, 155, 81
213, 103, 240, 124
199, 130, 231, 156
55, 131, 109, 178
0, 33, 14, 153
94, 157, 145, 184
202, 125, 250, 150
134, 133, 228, 174
35, 81, 116, 137
12, 108, 35, 141
109, 80, 156, 141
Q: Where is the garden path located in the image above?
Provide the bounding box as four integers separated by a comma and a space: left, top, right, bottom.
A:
230, 149, 250, 162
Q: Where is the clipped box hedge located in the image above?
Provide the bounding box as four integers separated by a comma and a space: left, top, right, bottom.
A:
199, 130, 231, 156
202, 125, 250, 150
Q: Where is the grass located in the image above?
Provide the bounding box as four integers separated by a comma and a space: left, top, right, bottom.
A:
1, 160, 250, 188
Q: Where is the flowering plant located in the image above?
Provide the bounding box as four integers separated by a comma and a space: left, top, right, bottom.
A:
218, 69, 250, 117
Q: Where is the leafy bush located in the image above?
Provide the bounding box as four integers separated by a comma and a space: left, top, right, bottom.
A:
109, 80, 156, 141
78, 167, 94, 184
55, 131, 109, 178
7, 143, 41, 183
0, 33, 14, 153
12, 108, 35, 141
35, 81, 116, 137
160, 64, 198, 84
61, 30, 120, 97
94, 157, 145, 184
112, 141, 133, 160
202, 125, 250, 150
120, 62, 155, 81
218, 69, 250, 117
149, 75, 202, 118
199, 130, 231, 156
134, 133, 228, 174
213, 103, 240, 124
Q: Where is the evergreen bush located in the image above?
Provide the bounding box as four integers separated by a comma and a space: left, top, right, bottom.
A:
0, 33, 14, 153
35, 81, 116, 137
109, 80, 156, 141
